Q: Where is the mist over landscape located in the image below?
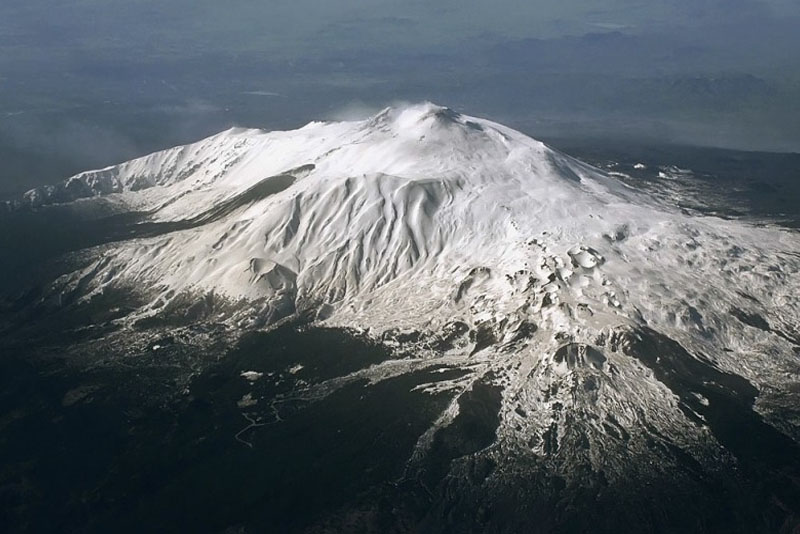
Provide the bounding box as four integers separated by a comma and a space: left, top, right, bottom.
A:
1, 0, 799, 197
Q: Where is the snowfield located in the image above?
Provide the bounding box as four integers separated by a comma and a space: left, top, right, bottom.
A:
25, 102, 800, 465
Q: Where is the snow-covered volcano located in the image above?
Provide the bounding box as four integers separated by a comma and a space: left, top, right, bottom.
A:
35, 103, 799, 353
13, 103, 800, 530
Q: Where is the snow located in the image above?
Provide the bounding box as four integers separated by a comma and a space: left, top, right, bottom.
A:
37, 103, 800, 420
240, 371, 264, 382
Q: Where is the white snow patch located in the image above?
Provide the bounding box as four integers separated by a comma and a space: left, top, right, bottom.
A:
240, 371, 264, 382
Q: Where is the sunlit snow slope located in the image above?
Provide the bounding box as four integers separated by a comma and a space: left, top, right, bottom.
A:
37, 102, 798, 344
26, 104, 800, 484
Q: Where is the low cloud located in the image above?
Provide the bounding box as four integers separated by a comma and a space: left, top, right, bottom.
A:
324, 99, 417, 122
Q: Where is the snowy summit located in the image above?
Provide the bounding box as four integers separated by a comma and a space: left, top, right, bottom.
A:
21, 104, 800, 461
32, 103, 798, 347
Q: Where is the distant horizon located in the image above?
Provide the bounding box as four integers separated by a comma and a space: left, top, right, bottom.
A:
1, 1, 799, 195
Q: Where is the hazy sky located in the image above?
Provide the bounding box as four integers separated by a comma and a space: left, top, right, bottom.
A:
3, 1, 798, 58
1, 0, 799, 195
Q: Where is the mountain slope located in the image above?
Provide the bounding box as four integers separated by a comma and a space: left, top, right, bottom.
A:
8, 102, 800, 532
39, 103, 798, 357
